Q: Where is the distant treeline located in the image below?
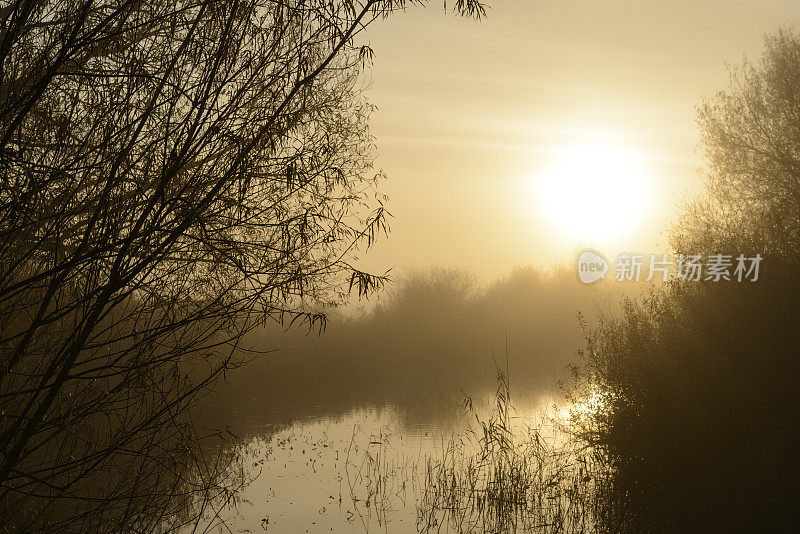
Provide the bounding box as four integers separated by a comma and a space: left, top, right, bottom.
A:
197, 266, 631, 435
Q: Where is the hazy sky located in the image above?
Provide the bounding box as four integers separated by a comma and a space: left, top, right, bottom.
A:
356, 1, 800, 280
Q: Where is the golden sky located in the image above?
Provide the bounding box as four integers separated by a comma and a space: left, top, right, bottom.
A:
358, 1, 800, 280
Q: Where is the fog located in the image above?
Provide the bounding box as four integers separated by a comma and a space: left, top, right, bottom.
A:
198, 265, 639, 437
4, 1, 800, 532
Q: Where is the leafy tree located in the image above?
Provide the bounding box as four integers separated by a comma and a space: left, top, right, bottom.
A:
674, 28, 800, 258
0, 0, 485, 531
574, 29, 800, 533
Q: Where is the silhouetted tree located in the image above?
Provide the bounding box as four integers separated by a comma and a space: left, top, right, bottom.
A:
674, 28, 800, 257
0, 0, 485, 531
573, 28, 800, 533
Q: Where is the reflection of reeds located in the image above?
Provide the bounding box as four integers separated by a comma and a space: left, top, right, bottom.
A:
416, 364, 611, 533
190, 368, 615, 533
344, 424, 421, 531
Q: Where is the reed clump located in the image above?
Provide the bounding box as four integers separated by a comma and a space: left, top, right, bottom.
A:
417, 366, 611, 533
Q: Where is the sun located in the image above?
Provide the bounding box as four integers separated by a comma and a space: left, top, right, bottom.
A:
534, 141, 651, 244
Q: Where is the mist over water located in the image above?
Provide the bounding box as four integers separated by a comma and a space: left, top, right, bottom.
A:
196, 266, 631, 437
5, 1, 800, 532
185, 266, 640, 532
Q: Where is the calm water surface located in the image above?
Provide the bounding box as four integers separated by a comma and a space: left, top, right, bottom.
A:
189, 381, 570, 533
